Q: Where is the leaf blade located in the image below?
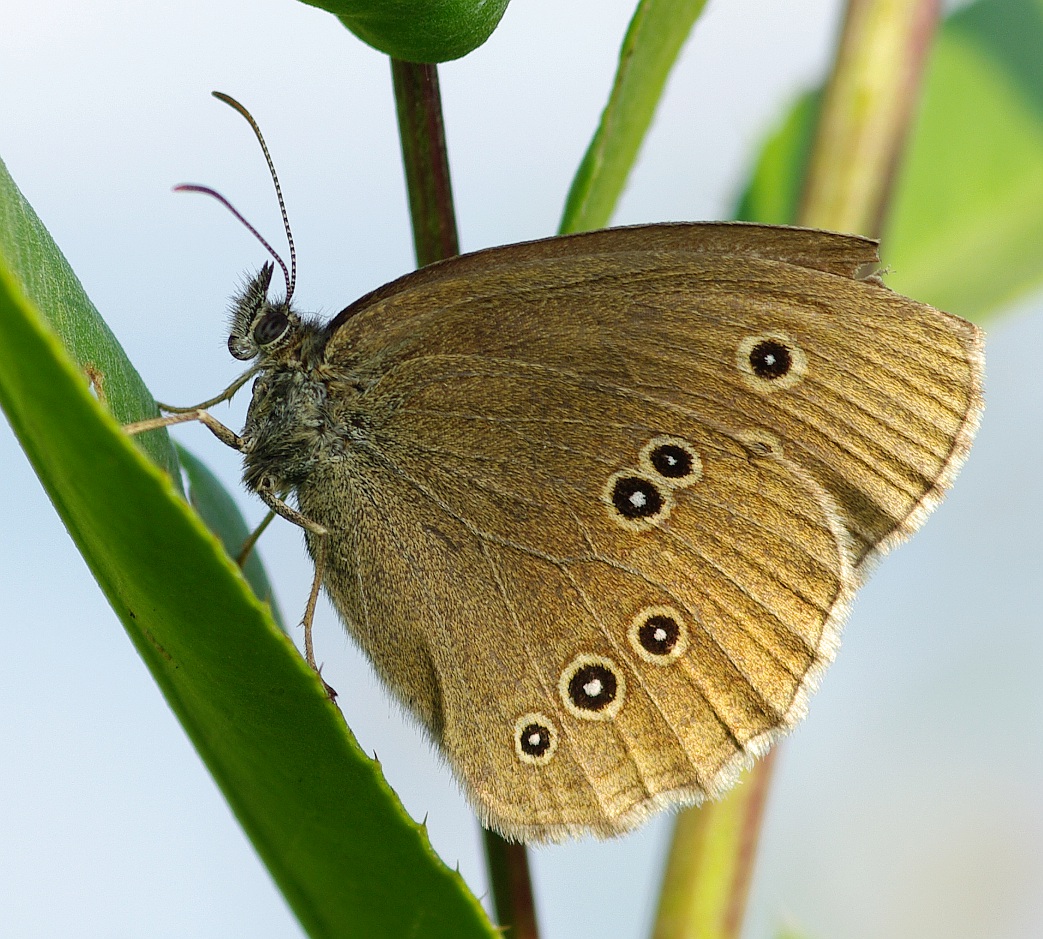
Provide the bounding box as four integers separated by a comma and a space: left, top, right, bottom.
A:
559, 0, 710, 234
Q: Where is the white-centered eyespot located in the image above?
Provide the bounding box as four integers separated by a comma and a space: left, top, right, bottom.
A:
560, 654, 626, 721
737, 332, 807, 391
639, 436, 703, 489
627, 605, 689, 665
602, 470, 673, 530
514, 712, 558, 765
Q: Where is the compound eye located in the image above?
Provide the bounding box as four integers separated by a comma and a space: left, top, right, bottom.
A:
253, 309, 290, 346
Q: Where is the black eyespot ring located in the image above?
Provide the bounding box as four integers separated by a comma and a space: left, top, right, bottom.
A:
253, 309, 290, 346
650, 444, 692, 478
603, 471, 672, 530
628, 605, 689, 664
515, 713, 559, 763
611, 475, 663, 519
514, 713, 558, 765
640, 436, 702, 488
640, 615, 680, 653
737, 333, 806, 391
560, 654, 625, 720
568, 663, 616, 711
749, 339, 792, 379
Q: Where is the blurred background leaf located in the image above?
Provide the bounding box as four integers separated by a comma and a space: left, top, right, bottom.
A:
737, 0, 1043, 321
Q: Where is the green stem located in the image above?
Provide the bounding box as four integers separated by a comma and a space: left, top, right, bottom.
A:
388, 57, 539, 938
651, 753, 776, 939
481, 829, 541, 939
800, 0, 942, 235
559, 0, 710, 234
390, 59, 460, 265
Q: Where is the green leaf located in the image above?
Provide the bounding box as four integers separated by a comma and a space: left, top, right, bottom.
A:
885, 0, 1043, 317
948, 0, 1043, 116
733, 90, 820, 227
559, 0, 711, 234
177, 443, 286, 632
0, 159, 179, 482
300, 0, 510, 62
734, 0, 1043, 322
0, 157, 497, 938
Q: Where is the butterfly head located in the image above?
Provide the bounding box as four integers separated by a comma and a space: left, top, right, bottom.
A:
226, 261, 304, 363
225, 262, 333, 493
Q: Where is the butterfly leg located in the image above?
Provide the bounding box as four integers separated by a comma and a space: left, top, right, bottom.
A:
253, 485, 335, 698
123, 365, 253, 445
154, 369, 254, 414
235, 509, 276, 567
123, 408, 245, 451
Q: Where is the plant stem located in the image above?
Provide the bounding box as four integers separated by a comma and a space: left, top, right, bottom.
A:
482, 829, 541, 939
559, 0, 711, 234
800, 0, 941, 235
388, 57, 539, 938
651, 752, 776, 939
390, 59, 459, 264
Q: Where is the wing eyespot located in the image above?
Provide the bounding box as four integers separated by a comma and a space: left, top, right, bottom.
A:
560, 654, 625, 721
627, 605, 690, 664
602, 471, 672, 530
640, 436, 702, 489
514, 712, 558, 765
737, 333, 807, 392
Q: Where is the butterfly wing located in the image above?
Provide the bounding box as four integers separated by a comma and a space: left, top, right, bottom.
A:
307, 222, 982, 840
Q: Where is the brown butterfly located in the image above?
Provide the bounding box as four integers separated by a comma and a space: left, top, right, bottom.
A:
131, 94, 983, 842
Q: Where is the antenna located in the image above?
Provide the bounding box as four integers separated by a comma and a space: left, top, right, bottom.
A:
180, 91, 297, 303
174, 183, 292, 295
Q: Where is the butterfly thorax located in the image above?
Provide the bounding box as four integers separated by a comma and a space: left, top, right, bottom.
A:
239, 368, 332, 494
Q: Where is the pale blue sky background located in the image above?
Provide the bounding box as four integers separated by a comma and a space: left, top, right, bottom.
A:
1, 1, 1041, 937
